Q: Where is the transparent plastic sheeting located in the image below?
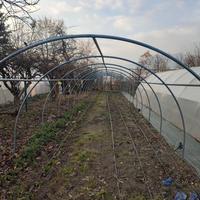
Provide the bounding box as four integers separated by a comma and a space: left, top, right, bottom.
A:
0, 81, 50, 105
136, 67, 200, 142
123, 92, 200, 175
27, 82, 50, 96
0, 87, 13, 104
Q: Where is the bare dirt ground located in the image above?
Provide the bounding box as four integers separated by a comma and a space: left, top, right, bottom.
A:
0, 93, 88, 173
1, 92, 200, 199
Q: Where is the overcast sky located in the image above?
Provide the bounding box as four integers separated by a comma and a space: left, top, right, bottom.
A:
33, 0, 200, 60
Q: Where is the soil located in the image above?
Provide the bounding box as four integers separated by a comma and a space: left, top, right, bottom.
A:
1, 92, 200, 199
0, 93, 88, 174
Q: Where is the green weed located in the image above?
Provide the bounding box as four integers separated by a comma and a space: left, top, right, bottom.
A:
62, 166, 74, 176
15, 102, 87, 169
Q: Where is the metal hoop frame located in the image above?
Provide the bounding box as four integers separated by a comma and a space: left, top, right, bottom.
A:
1, 34, 197, 159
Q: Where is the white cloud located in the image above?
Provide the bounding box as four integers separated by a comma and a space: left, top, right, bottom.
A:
113, 16, 133, 32
94, 0, 124, 10
133, 24, 200, 54
128, 0, 144, 14
31, 0, 200, 62
35, 1, 83, 17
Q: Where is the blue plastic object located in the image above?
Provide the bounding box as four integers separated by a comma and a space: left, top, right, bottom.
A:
162, 177, 173, 186
174, 192, 187, 200
189, 192, 199, 200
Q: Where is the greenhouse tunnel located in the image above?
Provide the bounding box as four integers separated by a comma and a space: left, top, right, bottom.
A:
1, 34, 200, 198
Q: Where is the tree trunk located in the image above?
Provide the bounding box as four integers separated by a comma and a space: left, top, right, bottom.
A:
54, 83, 59, 100
14, 95, 20, 111
49, 81, 59, 101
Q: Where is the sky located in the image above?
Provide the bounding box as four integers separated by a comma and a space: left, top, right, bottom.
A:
32, 0, 200, 61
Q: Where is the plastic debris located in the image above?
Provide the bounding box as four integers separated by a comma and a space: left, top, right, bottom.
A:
162, 177, 173, 186
175, 142, 183, 151
189, 192, 199, 200
174, 192, 187, 200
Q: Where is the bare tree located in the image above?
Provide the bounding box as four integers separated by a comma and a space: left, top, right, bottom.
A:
151, 54, 168, 72
184, 53, 196, 67
139, 51, 169, 73
1, 15, 95, 109
29, 18, 95, 98
0, 0, 39, 26
0, 53, 41, 107
0, 17, 67, 108
139, 51, 152, 68
0, 18, 42, 109
184, 44, 200, 67
29, 18, 77, 99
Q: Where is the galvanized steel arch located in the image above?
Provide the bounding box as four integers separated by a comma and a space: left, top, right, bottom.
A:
59, 65, 162, 130
42, 62, 160, 130
12, 55, 176, 154
56, 63, 152, 120
30, 53, 182, 144
1, 34, 193, 158
0, 34, 199, 82
76, 66, 160, 125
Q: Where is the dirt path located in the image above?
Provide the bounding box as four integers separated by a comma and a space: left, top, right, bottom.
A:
32, 92, 200, 200
35, 92, 117, 199
2, 92, 200, 199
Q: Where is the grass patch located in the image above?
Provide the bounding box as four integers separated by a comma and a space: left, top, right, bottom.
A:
15, 102, 87, 169
73, 150, 94, 163
43, 159, 60, 174
80, 182, 111, 200
76, 132, 102, 147
72, 149, 97, 173
16, 122, 58, 168
62, 166, 75, 176
0, 169, 19, 187
55, 118, 66, 128
63, 102, 87, 121
8, 185, 33, 200
61, 149, 97, 177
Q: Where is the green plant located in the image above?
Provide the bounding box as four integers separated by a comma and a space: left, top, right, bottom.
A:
62, 166, 74, 176
55, 118, 66, 128
63, 111, 72, 120
15, 101, 88, 169
16, 122, 58, 168
43, 159, 59, 174
75, 150, 92, 162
